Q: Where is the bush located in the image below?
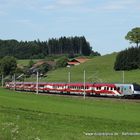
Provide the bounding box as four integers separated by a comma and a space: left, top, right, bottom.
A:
56, 57, 68, 68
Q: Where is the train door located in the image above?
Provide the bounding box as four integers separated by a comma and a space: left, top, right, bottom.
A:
121, 85, 133, 96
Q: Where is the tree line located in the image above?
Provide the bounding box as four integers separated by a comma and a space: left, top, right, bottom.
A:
114, 27, 140, 71
114, 47, 140, 70
0, 36, 97, 59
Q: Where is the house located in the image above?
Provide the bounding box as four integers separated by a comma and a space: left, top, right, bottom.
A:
67, 57, 90, 67
29, 60, 56, 75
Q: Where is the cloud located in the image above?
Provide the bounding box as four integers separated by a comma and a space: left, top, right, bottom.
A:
56, 0, 86, 6
43, 5, 56, 10
1, 0, 140, 17
15, 19, 31, 24
99, 0, 140, 11
42, 0, 88, 11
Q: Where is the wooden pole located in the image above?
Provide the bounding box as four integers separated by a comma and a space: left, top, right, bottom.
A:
84, 70, 86, 99
36, 71, 39, 94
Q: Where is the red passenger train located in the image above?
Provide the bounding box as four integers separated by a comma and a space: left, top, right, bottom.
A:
6, 82, 140, 97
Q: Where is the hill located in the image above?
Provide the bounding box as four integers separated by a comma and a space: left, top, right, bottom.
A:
0, 88, 140, 140
27, 53, 140, 84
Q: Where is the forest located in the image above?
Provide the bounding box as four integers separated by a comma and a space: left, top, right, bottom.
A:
0, 36, 98, 59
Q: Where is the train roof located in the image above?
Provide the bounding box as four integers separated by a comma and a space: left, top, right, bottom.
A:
9, 82, 139, 86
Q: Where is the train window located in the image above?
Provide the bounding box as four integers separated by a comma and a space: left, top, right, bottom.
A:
39, 85, 44, 88
133, 84, 140, 91
111, 87, 113, 90
114, 87, 116, 90
117, 87, 120, 91
129, 86, 131, 89
104, 87, 106, 90
107, 87, 109, 90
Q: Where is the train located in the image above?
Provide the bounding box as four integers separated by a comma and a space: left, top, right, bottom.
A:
5, 82, 140, 98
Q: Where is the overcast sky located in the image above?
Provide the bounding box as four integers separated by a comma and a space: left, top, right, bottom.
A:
0, 0, 140, 54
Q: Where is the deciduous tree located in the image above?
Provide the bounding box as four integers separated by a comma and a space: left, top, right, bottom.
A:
125, 27, 140, 47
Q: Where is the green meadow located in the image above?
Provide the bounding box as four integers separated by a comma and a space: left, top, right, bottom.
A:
17, 59, 42, 67
0, 88, 140, 140
26, 53, 140, 84
3, 53, 140, 139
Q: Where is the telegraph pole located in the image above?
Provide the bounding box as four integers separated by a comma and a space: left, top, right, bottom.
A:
122, 71, 124, 84
1, 75, 4, 87
13, 74, 16, 90
36, 71, 39, 94
83, 70, 86, 99
68, 72, 71, 83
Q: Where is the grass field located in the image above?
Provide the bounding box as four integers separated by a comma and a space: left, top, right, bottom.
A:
17, 59, 42, 67
25, 53, 140, 84
0, 88, 140, 140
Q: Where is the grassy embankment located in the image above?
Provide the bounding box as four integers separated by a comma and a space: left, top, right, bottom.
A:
25, 53, 140, 84
0, 88, 140, 140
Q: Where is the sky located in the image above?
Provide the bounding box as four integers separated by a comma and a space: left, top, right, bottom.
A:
0, 0, 140, 55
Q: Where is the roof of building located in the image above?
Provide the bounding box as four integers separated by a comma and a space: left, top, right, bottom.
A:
74, 58, 90, 63
67, 61, 80, 65
33, 60, 56, 68
33, 61, 46, 67
69, 57, 90, 64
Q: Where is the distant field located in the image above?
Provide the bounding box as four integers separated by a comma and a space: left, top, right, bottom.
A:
0, 88, 140, 140
26, 53, 140, 84
17, 59, 42, 67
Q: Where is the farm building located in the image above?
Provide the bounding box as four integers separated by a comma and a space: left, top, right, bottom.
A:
67, 57, 90, 67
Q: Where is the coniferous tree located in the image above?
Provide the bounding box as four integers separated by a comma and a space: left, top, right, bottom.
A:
0, 36, 98, 59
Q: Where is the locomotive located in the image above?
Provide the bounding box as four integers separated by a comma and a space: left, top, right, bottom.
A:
5, 82, 140, 97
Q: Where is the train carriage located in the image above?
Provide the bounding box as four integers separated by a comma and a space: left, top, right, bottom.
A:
66, 83, 93, 95
92, 83, 121, 96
